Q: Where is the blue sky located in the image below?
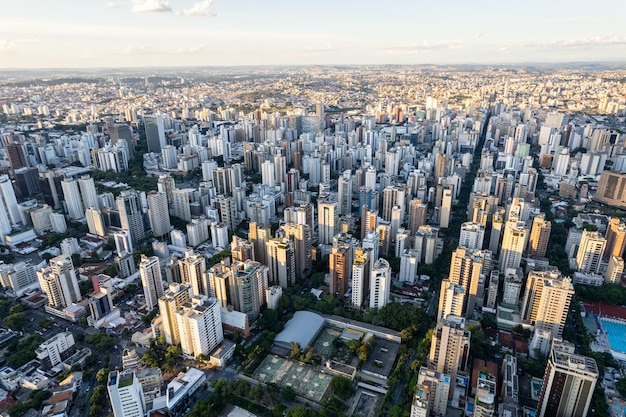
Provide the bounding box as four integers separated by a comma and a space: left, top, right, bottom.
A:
0, 0, 625, 68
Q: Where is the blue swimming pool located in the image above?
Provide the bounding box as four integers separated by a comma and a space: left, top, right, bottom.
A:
601, 318, 626, 353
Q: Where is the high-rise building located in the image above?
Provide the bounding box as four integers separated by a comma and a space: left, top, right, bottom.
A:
399, 249, 419, 284
408, 199, 427, 235
37, 254, 81, 310
330, 243, 353, 297
218, 195, 238, 234
595, 170, 626, 209
78, 175, 99, 211
229, 260, 267, 320
369, 258, 391, 309
158, 283, 192, 346
459, 222, 485, 250
85, 207, 106, 237
415, 225, 438, 264
437, 279, 467, 322
171, 189, 192, 222
338, 170, 352, 216
261, 160, 275, 188
61, 177, 85, 220
521, 270, 574, 339
604, 218, 626, 261
147, 191, 170, 238
500, 221, 528, 272
439, 188, 452, 228
528, 215, 551, 258
575, 230, 606, 274
536, 339, 598, 417
249, 222, 271, 266
5, 143, 28, 171
117, 190, 145, 245
176, 295, 223, 358
382, 185, 405, 222
267, 237, 296, 288
179, 250, 209, 297
144, 115, 166, 153
318, 200, 338, 245
139, 255, 164, 311
351, 248, 370, 308
107, 370, 146, 417
429, 316, 470, 397
605, 256, 624, 284
448, 247, 483, 317
277, 223, 311, 279
157, 174, 175, 204
410, 367, 450, 417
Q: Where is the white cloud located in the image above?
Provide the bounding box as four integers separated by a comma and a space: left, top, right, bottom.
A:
102, 2, 121, 8
120, 45, 154, 55
175, 44, 210, 54
380, 40, 466, 56
131, 0, 171, 13
522, 36, 626, 49
179, 0, 216, 16
0, 38, 37, 52
542, 16, 600, 24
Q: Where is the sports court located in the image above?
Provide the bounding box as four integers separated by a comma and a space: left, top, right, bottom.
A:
253, 355, 332, 402
311, 326, 342, 359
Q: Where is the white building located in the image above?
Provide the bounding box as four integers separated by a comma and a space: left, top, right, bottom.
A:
369, 258, 391, 309
176, 296, 223, 358
107, 370, 146, 417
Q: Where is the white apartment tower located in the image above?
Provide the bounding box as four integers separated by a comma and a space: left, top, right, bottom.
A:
429, 317, 471, 398
0, 175, 19, 225
176, 295, 223, 358
139, 255, 164, 311
576, 230, 606, 274
107, 370, 146, 417
351, 248, 370, 308
147, 191, 170, 238
158, 283, 193, 346
37, 254, 81, 310
500, 221, 528, 272
78, 175, 99, 211
318, 200, 338, 245
369, 258, 391, 309
61, 177, 85, 220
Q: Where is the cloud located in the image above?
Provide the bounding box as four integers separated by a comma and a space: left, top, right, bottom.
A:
131, 0, 171, 13
102, 1, 121, 8
380, 40, 466, 56
521, 36, 626, 49
542, 16, 600, 24
120, 45, 155, 55
175, 44, 210, 54
0, 38, 37, 52
179, 0, 216, 16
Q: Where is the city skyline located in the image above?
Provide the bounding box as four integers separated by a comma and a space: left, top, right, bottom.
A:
0, 0, 625, 68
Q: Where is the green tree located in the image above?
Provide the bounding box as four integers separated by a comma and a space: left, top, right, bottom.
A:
96, 368, 110, 384
3, 312, 28, 330
616, 377, 626, 397
329, 376, 355, 400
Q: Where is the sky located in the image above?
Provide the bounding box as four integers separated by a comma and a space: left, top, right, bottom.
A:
0, 0, 626, 68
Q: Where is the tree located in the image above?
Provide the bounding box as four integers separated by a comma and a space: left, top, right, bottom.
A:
289, 342, 302, 360
617, 377, 626, 397
96, 367, 110, 384
329, 376, 355, 400
286, 406, 310, 417
3, 312, 28, 330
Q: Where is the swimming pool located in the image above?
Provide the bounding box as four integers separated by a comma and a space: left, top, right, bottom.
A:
600, 318, 626, 353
